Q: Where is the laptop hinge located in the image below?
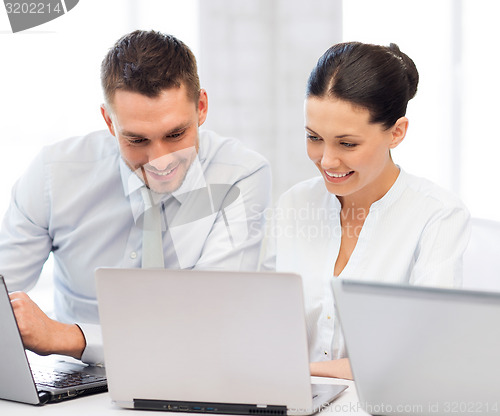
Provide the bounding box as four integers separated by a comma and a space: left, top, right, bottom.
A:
134, 399, 287, 415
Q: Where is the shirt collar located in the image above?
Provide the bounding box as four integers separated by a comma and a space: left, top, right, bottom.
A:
369, 167, 406, 211
119, 136, 209, 221
171, 155, 206, 203
120, 158, 143, 198
328, 166, 406, 213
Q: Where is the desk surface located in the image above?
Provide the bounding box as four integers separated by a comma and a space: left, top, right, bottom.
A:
0, 377, 368, 415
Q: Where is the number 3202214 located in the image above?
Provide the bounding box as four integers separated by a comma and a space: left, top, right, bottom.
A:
5, 2, 63, 14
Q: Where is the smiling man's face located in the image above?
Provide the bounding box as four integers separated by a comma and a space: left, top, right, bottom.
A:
101, 85, 208, 194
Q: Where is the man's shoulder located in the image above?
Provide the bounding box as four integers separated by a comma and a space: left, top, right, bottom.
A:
40, 130, 118, 164
199, 130, 269, 174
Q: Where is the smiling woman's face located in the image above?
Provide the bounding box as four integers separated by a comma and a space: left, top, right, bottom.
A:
305, 97, 405, 206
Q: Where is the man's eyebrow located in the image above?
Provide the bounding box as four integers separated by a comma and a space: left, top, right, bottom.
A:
121, 123, 192, 139
121, 130, 146, 138
164, 122, 191, 135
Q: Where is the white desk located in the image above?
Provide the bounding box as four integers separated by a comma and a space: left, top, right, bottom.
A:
0, 377, 369, 415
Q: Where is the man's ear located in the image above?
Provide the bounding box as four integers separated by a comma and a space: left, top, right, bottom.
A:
100, 104, 116, 136
389, 116, 409, 149
197, 89, 208, 127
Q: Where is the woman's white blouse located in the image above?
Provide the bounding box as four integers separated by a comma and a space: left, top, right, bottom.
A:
262, 169, 470, 362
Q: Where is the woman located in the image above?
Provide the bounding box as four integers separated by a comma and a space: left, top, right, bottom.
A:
262, 42, 470, 379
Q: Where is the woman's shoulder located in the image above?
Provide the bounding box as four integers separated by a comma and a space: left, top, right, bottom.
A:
401, 170, 468, 212
277, 176, 333, 207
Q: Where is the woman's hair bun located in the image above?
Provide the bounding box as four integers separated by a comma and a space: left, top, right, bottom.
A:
307, 41, 420, 128
388, 43, 419, 100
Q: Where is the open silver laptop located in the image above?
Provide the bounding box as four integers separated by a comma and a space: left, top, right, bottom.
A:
332, 279, 500, 416
95, 268, 347, 415
0, 275, 107, 405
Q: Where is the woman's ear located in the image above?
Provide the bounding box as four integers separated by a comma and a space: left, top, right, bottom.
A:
389, 117, 409, 149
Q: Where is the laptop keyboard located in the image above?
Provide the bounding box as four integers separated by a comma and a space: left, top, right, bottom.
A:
32, 368, 106, 389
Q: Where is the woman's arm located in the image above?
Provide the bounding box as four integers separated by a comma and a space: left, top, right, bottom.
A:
310, 358, 353, 380
410, 205, 470, 287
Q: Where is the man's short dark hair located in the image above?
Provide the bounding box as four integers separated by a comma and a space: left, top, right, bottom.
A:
101, 30, 200, 106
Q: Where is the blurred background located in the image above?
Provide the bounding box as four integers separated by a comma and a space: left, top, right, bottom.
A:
0, 0, 499, 221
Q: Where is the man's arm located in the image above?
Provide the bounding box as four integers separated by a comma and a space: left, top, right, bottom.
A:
9, 291, 86, 359
0, 152, 87, 359
0, 152, 52, 292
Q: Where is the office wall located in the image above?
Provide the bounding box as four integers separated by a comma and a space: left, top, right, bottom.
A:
0, 0, 200, 308
2, 0, 500, 308
0, 0, 199, 217
342, 0, 500, 221
198, 0, 343, 201
199, 0, 500, 220
1, 0, 499, 221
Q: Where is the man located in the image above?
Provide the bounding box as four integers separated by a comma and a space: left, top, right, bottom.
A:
0, 30, 271, 365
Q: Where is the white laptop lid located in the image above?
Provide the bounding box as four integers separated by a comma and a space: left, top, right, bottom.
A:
96, 269, 345, 415
332, 279, 500, 416
0, 275, 107, 405
0, 275, 40, 404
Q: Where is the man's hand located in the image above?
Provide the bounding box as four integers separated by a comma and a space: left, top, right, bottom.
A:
9, 291, 86, 359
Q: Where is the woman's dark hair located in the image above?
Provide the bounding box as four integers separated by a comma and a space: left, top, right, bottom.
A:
306, 42, 419, 129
